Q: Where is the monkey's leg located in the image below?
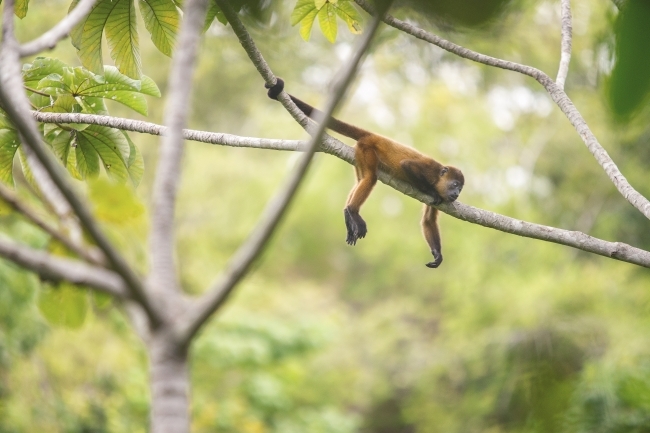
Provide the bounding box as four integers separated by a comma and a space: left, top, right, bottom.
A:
344, 141, 378, 245
421, 205, 443, 268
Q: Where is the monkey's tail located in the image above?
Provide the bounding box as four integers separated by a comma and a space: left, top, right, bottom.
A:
266, 78, 371, 141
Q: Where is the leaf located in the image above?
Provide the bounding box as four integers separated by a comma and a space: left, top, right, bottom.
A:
314, 0, 327, 9
291, 0, 318, 26
123, 131, 144, 186
0, 130, 20, 184
608, 0, 650, 120
17, 147, 36, 190
14, 0, 29, 18
105, 0, 141, 78
74, 0, 141, 78
38, 282, 88, 329
299, 8, 319, 41
335, 1, 362, 34
76, 125, 131, 183
22, 57, 67, 88
76, 66, 149, 115
89, 178, 145, 223
140, 75, 162, 97
318, 4, 337, 43
138, 0, 180, 57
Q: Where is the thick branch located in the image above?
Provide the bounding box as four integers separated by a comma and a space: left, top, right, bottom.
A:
0, 236, 128, 297
27, 112, 650, 268
149, 0, 209, 291
19, 0, 96, 57
0, 182, 104, 265
354, 0, 650, 222
0, 0, 162, 326
556, 0, 572, 88
180, 1, 385, 343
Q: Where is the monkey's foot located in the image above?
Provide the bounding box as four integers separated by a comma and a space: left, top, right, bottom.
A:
425, 252, 443, 268
344, 208, 367, 245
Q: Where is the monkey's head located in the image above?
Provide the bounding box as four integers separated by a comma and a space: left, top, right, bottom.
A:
437, 166, 464, 202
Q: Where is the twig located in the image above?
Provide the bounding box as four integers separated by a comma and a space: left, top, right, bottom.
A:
149, 0, 209, 291
19, 0, 97, 57
354, 0, 650, 222
0, 0, 162, 326
0, 236, 127, 297
180, 1, 386, 343
556, 0, 572, 88
0, 182, 105, 265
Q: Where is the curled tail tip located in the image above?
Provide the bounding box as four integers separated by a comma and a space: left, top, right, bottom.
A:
266, 77, 284, 100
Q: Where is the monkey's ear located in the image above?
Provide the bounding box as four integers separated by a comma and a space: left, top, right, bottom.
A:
440, 167, 449, 176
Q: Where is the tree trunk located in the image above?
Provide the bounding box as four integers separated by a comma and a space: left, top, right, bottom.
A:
149, 333, 190, 433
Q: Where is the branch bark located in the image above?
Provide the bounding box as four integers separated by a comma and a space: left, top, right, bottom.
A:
0, 182, 105, 265
0, 0, 162, 326
18, 0, 96, 57
0, 236, 127, 297
354, 0, 650, 222
180, 0, 386, 343
149, 0, 209, 294
556, 0, 572, 89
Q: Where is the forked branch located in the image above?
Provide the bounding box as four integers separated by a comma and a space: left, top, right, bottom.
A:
354, 0, 650, 222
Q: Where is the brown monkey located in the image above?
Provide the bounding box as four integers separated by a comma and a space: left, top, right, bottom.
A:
266, 79, 464, 268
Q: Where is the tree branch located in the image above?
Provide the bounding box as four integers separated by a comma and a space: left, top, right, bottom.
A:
27, 109, 650, 269
179, 1, 386, 343
0, 0, 162, 326
354, 0, 650, 222
0, 236, 128, 297
18, 0, 96, 57
0, 182, 105, 265
556, 0, 572, 89
149, 0, 208, 292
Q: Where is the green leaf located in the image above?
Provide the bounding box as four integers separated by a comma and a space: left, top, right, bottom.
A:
138, 0, 180, 57
14, 0, 29, 18
77, 125, 131, 183
318, 4, 337, 43
50, 129, 73, 166
123, 132, 144, 186
0, 130, 20, 184
74, 0, 141, 78
76, 66, 149, 115
106, 0, 141, 78
291, 0, 318, 26
314, 0, 327, 9
22, 57, 67, 88
608, 0, 650, 120
38, 282, 88, 329
140, 75, 162, 97
17, 147, 36, 189
334, 1, 362, 34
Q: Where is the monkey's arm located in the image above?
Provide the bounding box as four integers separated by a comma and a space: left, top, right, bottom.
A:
421, 205, 443, 268
401, 160, 443, 205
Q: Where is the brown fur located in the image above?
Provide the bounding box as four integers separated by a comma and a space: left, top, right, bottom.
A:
267, 78, 464, 268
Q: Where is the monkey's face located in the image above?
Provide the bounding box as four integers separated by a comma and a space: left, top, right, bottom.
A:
438, 166, 464, 202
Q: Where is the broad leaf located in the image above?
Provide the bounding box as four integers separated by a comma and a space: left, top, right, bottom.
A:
15, 0, 29, 18
335, 1, 362, 34
291, 0, 317, 26
139, 0, 180, 57
299, 8, 319, 41
76, 67, 148, 115
22, 57, 67, 88
0, 130, 20, 184
318, 4, 337, 43
314, 0, 327, 8
123, 132, 144, 186
38, 283, 88, 329
76, 125, 131, 183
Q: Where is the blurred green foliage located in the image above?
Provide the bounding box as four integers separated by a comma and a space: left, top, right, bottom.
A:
2, 0, 650, 432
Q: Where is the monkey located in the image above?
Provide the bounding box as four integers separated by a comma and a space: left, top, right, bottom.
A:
266, 78, 464, 268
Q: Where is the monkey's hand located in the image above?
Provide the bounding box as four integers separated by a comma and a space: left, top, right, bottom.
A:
428, 195, 443, 206
344, 207, 367, 245
425, 251, 443, 268
265, 78, 285, 100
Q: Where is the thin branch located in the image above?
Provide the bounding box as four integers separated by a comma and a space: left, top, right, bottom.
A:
354, 0, 650, 222
0, 0, 162, 326
556, 0, 572, 89
0, 236, 128, 298
149, 0, 209, 291
19, 0, 97, 57
31, 111, 306, 151
180, 1, 386, 343
0, 182, 105, 265
28, 109, 650, 269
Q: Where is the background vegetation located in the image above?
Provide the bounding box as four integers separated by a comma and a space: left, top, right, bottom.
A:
2, 0, 650, 432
